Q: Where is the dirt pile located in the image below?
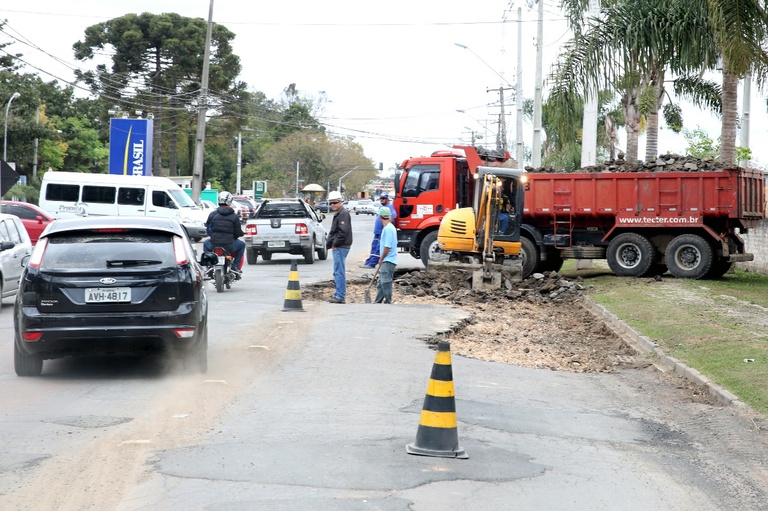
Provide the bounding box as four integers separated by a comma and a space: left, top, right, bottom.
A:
304, 268, 645, 373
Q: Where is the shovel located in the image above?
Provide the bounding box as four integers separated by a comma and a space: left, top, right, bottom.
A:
364, 263, 381, 303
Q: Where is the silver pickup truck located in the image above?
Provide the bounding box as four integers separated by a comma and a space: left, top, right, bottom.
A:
243, 198, 328, 264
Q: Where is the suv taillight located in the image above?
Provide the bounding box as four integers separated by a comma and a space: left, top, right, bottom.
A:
295, 223, 308, 235
246, 224, 257, 235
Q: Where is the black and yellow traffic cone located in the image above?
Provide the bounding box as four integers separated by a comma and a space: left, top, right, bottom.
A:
406, 340, 468, 459
281, 259, 305, 312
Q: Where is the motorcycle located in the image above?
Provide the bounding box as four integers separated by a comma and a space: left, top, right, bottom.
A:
202, 246, 241, 293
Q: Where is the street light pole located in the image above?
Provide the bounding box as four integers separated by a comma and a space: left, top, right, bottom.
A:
338, 165, 360, 195
4, 92, 21, 162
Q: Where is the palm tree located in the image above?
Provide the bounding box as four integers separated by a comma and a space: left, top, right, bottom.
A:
557, 0, 768, 166
552, 0, 722, 163
695, 0, 768, 164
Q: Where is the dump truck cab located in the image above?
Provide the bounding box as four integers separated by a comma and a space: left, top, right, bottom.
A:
393, 145, 512, 264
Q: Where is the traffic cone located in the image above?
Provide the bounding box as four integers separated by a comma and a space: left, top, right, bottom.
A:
406, 340, 468, 459
281, 259, 305, 312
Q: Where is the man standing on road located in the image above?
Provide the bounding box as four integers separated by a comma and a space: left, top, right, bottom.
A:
360, 193, 397, 269
326, 191, 353, 304
374, 206, 398, 304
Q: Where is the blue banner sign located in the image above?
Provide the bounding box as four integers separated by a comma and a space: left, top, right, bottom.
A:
109, 119, 154, 176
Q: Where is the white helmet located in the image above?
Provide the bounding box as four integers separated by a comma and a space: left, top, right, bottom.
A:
328, 191, 343, 202
218, 191, 233, 206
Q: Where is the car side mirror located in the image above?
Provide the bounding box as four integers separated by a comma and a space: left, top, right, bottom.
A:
0, 240, 15, 252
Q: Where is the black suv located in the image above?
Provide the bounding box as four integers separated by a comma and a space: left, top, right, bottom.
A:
13, 216, 209, 376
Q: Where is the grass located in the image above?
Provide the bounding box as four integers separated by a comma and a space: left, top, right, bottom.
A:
560, 260, 768, 415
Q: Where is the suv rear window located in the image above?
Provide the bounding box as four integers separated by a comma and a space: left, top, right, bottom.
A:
257, 203, 308, 219
41, 231, 176, 270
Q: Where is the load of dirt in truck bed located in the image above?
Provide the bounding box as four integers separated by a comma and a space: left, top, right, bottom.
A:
303, 268, 645, 374
527, 153, 733, 174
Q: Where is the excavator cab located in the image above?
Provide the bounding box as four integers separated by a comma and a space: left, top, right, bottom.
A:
436, 167, 526, 290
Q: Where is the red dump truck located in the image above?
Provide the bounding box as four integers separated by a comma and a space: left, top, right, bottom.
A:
393, 146, 765, 279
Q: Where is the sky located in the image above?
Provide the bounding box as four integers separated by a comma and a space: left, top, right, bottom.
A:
1, 1, 766, 172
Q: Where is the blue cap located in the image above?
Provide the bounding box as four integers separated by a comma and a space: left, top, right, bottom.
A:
380, 193, 389, 199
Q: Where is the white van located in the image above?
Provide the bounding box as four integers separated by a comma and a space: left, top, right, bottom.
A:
39, 172, 208, 241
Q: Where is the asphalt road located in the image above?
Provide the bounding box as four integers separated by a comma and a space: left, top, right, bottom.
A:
1, 213, 768, 510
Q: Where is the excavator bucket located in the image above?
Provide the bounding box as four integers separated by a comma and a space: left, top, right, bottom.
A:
429, 258, 522, 291
472, 268, 502, 291
471, 258, 523, 290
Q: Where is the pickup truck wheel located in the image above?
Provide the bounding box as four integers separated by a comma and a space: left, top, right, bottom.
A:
607, 233, 655, 277
304, 244, 315, 264
520, 237, 539, 278
317, 243, 328, 260
261, 252, 272, 261
246, 248, 258, 265
665, 234, 712, 279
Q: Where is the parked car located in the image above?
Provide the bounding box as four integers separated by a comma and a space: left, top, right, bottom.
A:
243, 198, 328, 264
0, 201, 55, 245
353, 199, 377, 215
0, 213, 33, 306
315, 201, 331, 213
232, 195, 258, 220
13, 216, 209, 376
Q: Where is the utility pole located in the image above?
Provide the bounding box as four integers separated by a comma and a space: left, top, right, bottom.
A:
191, 0, 214, 203
741, 74, 751, 167
580, 0, 599, 167
516, 6, 524, 168
32, 106, 40, 179
487, 86, 512, 152
532, 0, 544, 167
236, 131, 242, 195
295, 160, 300, 197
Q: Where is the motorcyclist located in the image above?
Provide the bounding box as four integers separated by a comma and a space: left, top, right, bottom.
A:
203, 191, 245, 274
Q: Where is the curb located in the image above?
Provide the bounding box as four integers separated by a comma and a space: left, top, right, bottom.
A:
580, 295, 746, 409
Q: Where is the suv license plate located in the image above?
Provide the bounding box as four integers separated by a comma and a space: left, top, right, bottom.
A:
85, 287, 131, 303
267, 241, 285, 248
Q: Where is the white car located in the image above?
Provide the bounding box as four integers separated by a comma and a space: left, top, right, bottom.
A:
0, 213, 33, 306
352, 199, 377, 215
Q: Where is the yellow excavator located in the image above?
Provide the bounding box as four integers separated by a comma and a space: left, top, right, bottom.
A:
435, 167, 526, 290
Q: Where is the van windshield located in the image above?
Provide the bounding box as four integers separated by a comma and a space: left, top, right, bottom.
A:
169, 189, 196, 208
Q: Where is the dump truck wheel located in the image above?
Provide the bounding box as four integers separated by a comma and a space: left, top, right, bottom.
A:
538, 249, 564, 273
419, 231, 449, 268
520, 237, 538, 278
607, 233, 655, 277
665, 234, 712, 279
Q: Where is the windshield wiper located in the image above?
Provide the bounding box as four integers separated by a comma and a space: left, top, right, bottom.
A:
106, 259, 162, 267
